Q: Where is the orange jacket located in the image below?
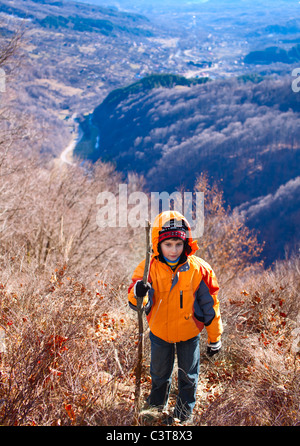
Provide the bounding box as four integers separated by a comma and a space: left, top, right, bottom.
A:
128, 211, 223, 344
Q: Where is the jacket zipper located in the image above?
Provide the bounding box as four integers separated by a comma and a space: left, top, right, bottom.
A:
180, 290, 183, 309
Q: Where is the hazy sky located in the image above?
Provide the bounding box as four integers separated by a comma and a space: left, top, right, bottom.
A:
68, 0, 297, 14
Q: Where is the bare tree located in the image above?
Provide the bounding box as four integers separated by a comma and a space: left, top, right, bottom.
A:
194, 173, 264, 285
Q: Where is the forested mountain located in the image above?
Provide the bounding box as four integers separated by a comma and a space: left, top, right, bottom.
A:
75, 73, 300, 264
245, 44, 300, 65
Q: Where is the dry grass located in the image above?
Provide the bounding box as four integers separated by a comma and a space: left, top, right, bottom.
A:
0, 266, 140, 425
193, 256, 300, 426
2, 253, 298, 426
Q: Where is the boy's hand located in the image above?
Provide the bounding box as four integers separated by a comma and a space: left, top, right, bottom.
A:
134, 280, 151, 298
207, 340, 222, 357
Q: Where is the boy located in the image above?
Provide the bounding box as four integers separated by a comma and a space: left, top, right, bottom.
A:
128, 210, 223, 423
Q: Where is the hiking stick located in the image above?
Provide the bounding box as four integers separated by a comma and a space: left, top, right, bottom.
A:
134, 220, 151, 421
142, 220, 151, 285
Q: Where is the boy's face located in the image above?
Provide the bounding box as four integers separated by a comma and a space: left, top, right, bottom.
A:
160, 238, 184, 260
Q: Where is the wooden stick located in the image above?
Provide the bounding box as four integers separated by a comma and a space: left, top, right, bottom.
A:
134, 220, 151, 422
143, 220, 151, 284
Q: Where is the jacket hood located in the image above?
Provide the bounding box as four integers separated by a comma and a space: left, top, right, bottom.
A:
152, 210, 199, 257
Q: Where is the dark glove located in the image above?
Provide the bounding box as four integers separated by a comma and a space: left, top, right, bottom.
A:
134, 280, 151, 298
207, 340, 222, 357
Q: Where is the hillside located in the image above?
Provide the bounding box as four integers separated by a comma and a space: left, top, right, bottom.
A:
244, 44, 300, 65
2, 0, 300, 158
0, 0, 163, 156
74, 73, 300, 265
98, 73, 211, 109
